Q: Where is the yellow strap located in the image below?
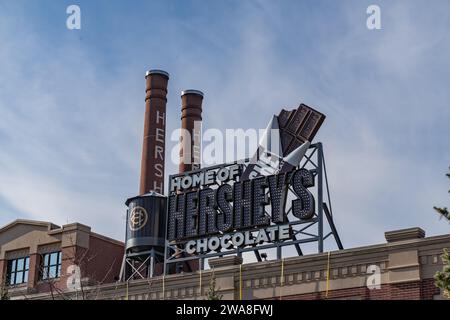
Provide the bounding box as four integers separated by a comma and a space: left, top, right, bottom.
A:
162, 275, 165, 300
113, 282, 118, 301
239, 264, 243, 300
280, 258, 284, 300
125, 281, 129, 300
199, 268, 202, 296
325, 251, 331, 298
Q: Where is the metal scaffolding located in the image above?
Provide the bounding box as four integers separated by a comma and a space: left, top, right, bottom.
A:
163, 143, 343, 274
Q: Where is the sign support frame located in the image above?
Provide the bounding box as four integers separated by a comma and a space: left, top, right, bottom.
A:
163, 143, 343, 274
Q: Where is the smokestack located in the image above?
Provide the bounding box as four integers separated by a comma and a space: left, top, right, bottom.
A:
139, 70, 169, 195
179, 90, 203, 173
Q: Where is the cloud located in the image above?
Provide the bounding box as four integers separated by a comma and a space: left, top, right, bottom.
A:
0, 1, 449, 257
0, 7, 140, 238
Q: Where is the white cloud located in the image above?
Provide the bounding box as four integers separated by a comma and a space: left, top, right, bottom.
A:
0, 1, 448, 256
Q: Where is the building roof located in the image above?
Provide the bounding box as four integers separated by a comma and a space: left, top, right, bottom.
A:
0, 219, 60, 234
0, 219, 124, 246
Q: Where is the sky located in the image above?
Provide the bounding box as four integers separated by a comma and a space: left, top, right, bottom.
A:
0, 0, 449, 257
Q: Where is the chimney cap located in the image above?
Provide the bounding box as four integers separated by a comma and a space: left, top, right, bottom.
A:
145, 69, 169, 79
181, 89, 204, 97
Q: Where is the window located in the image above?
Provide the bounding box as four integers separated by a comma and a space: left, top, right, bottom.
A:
6, 257, 30, 286
40, 251, 62, 280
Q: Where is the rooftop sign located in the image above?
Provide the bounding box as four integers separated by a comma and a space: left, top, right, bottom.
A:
166, 104, 326, 255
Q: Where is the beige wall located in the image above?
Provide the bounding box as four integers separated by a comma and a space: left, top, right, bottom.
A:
18, 229, 450, 300
0, 224, 61, 259
0, 220, 124, 297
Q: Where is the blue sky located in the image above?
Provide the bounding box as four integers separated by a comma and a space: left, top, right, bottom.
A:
0, 0, 449, 255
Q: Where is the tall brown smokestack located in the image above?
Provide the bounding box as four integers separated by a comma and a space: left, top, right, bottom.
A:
139, 70, 169, 195
179, 90, 203, 173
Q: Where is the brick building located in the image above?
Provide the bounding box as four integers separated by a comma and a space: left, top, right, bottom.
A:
0, 219, 124, 298
10, 226, 449, 300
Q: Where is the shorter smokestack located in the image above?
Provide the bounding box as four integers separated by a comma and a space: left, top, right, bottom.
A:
179, 90, 203, 173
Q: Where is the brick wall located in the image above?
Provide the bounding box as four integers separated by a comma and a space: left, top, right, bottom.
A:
10, 228, 449, 300
389, 281, 421, 300
27, 253, 39, 289
278, 279, 440, 300
84, 236, 123, 285
34, 246, 76, 293
34, 238, 123, 293
420, 278, 441, 300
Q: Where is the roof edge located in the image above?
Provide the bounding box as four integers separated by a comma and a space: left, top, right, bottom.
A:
0, 219, 60, 234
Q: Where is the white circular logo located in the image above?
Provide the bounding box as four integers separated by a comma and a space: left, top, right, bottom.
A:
129, 206, 148, 231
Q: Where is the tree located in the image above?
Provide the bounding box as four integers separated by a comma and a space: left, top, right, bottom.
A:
1, 284, 9, 300
434, 249, 450, 299
205, 271, 222, 300
433, 166, 450, 299
433, 167, 450, 222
